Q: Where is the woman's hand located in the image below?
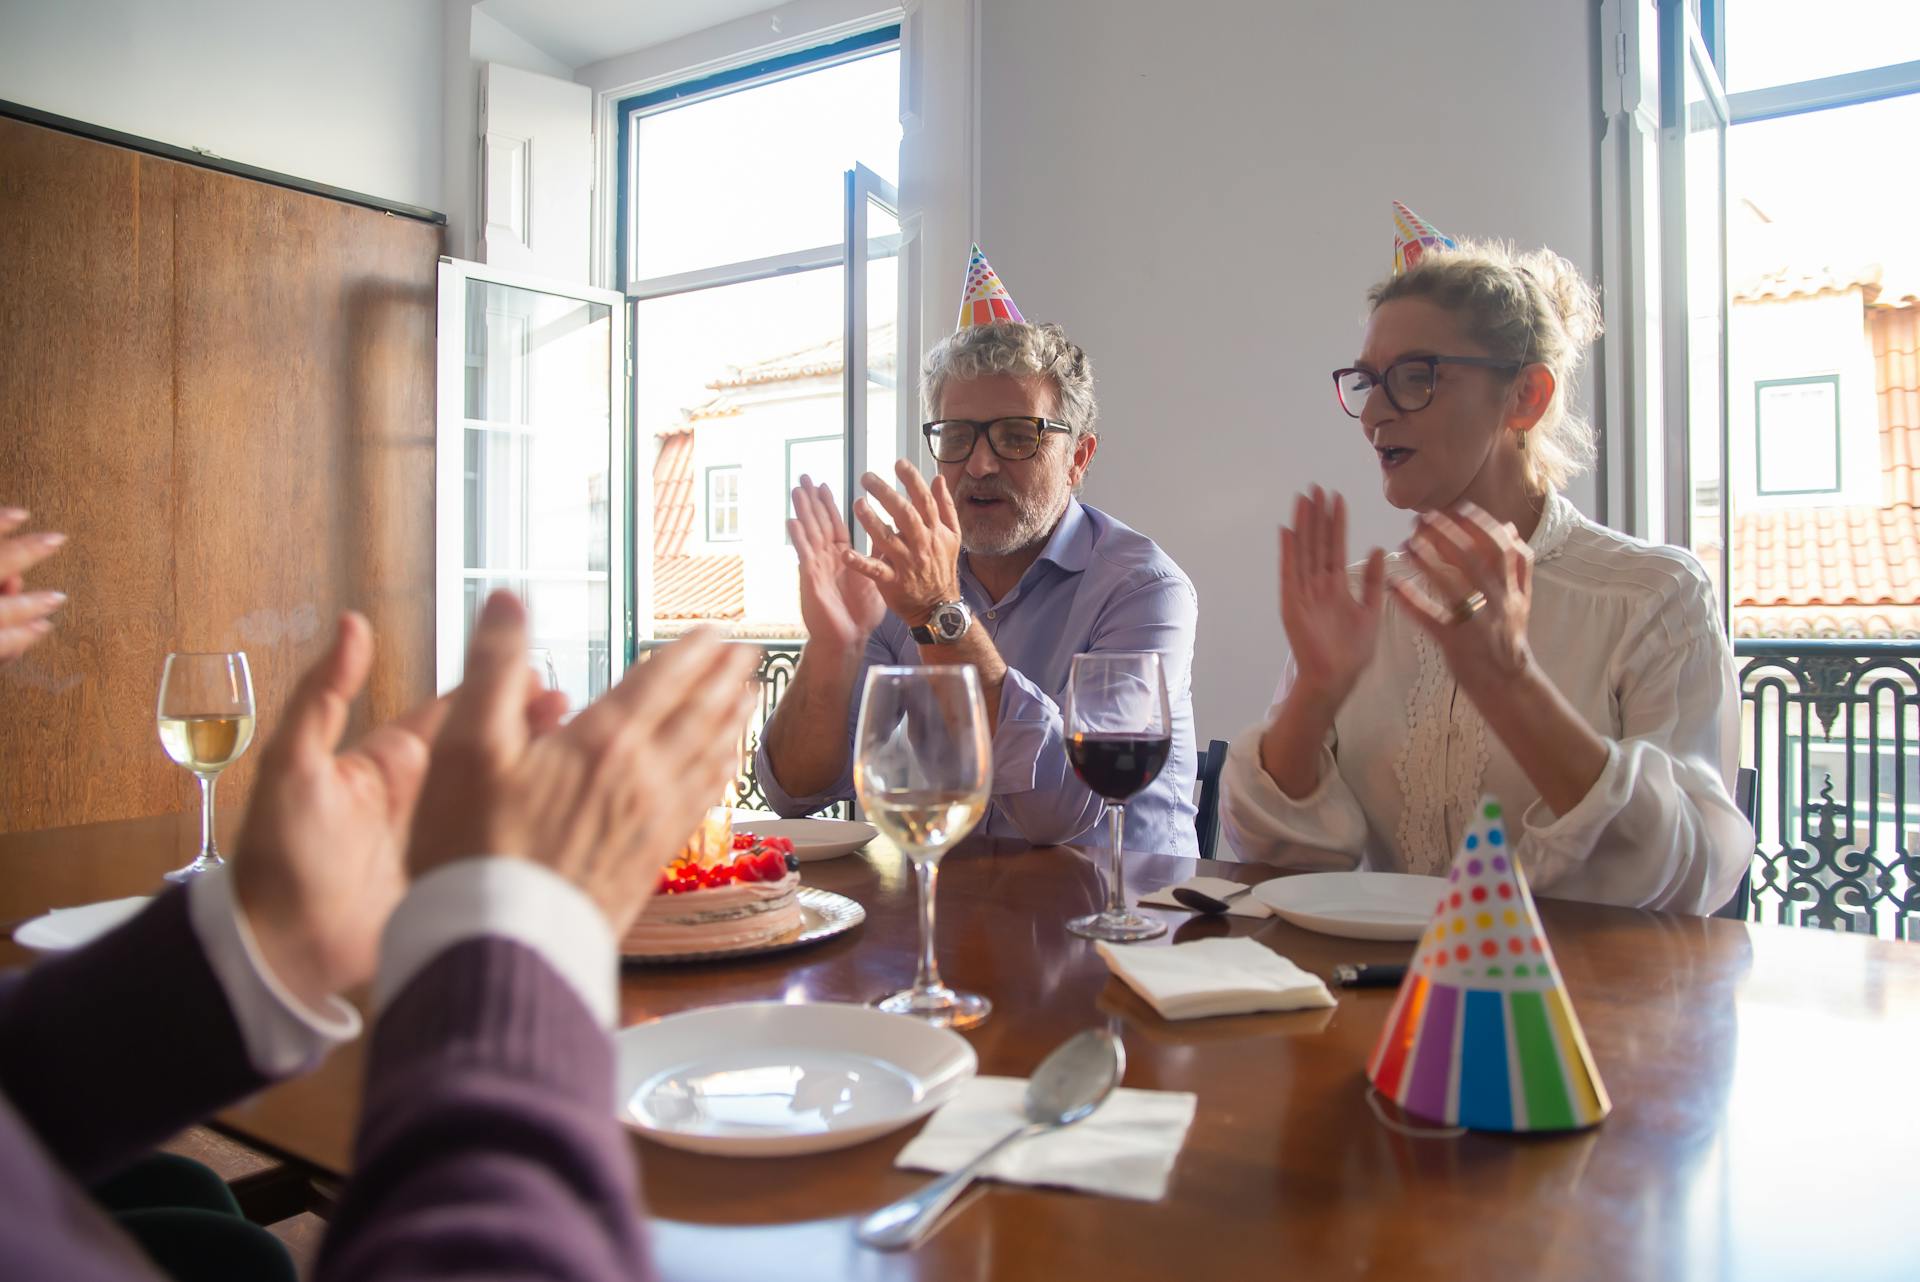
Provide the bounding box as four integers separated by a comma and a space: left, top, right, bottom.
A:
1279, 487, 1385, 710
1391, 502, 1535, 696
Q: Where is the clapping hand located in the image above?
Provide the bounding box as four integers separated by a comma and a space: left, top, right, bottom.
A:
845, 460, 965, 628
1390, 502, 1536, 694
406, 592, 762, 936
790, 477, 886, 651
0, 508, 66, 663
1278, 488, 1386, 707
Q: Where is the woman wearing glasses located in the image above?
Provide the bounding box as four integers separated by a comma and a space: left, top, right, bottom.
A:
1220, 241, 1751, 912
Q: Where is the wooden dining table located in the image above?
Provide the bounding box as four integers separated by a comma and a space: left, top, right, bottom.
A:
5, 811, 1919, 1282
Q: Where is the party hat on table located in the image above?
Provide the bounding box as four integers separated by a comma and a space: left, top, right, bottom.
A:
956, 243, 1025, 329
1391, 200, 1455, 275
1366, 796, 1609, 1132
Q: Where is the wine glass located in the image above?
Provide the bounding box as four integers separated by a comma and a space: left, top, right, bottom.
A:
157, 651, 256, 883
856, 665, 992, 1029
527, 647, 560, 691
1065, 651, 1171, 942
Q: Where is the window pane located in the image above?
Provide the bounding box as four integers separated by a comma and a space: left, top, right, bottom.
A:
628, 51, 900, 280
636, 267, 845, 639
1725, 0, 1920, 93
1756, 378, 1841, 493
459, 280, 612, 710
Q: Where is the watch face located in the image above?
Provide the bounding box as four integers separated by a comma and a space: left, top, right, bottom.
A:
933, 601, 969, 642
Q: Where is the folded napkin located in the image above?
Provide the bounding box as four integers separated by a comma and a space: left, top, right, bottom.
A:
1096, 936, 1336, 1020
14, 896, 152, 951
895, 1076, 1196, 1201
1139, 874, 1273, 919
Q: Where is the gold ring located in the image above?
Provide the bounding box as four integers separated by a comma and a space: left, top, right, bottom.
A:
1449, 591, 1488, 626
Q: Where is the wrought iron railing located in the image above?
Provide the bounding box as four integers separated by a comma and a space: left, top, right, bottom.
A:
1734, 641, 1920, 938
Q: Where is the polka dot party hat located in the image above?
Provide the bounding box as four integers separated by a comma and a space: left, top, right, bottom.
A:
956, 243, 1024, 329
1366, 795, 1610, 1132
1391, 200, 1455, 276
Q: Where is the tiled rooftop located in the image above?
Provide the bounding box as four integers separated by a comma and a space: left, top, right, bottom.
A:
1728, 303, 1920, 638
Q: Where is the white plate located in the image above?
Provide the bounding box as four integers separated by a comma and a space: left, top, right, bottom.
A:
617, 1001, 976, 1156
13, 896, 153, 952
1250, 872, 1445, 941
623, 887, 865, 965
731, 811, 879, 863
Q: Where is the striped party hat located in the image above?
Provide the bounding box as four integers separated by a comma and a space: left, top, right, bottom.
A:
1366, 796, 1610, 1132
1392, 200, 1455, 275
956, 243, 1024, 329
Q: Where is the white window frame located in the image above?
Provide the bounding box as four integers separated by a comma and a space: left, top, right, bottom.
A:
706, 464, 743, 541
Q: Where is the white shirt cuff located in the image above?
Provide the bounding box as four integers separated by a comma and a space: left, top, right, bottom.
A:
373, 857, 618, 1030
185, 865, 363, 1078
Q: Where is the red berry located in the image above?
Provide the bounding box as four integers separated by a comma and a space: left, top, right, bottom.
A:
733, 833, 754, 850
735, 858, 761, 883
759, 852, 786, 881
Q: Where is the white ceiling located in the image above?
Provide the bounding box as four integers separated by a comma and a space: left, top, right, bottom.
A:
475, 0, 790, 71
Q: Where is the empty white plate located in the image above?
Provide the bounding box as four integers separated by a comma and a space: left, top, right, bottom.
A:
13, 896, 154, 952
617, 1001, 976, 1156
1250, 872, 1444, 941
731, 811, 879, 863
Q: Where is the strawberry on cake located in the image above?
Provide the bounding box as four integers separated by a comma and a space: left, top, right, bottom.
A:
623, 811, 804, 958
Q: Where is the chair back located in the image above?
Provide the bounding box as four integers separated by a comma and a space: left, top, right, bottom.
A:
1194, 738, 1229, 860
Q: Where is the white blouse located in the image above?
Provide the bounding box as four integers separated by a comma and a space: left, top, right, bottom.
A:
1220, 493, 1753, 914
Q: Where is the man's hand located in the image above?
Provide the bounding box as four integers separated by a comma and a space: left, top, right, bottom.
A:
407, 591, 762, 936
847, 459, 965, 626
233, 613, 485, 1008
789, 476, 885, 652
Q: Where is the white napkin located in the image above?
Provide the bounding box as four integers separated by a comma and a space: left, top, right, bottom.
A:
1139, 875, 1273, 919
1096, 936, 1336, 1020
895, 1076, 1196, 1202
13, 896, 152, 952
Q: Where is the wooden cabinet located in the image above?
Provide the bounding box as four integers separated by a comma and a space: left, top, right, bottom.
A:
0, 114, 440, 832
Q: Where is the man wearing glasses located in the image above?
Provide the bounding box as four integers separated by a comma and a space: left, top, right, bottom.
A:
756, 317, 1200, 856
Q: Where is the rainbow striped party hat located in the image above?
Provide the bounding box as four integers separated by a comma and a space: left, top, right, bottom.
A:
956, 243, 1024, 329
1392, 200, 1455, 275
1366, 796, 1610, 1132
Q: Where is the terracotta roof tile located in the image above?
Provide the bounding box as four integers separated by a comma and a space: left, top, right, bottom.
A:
653, 554, 744, 621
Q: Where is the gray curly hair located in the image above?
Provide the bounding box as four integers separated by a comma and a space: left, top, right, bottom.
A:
1368, 239, 1604, 494
921, 321, 1098, 444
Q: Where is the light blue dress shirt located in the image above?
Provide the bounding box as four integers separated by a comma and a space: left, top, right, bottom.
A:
755, 500, 1201, 856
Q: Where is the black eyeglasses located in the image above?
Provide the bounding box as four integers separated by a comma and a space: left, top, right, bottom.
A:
922, 417, 1072, 463
1331, 355, 1523, 418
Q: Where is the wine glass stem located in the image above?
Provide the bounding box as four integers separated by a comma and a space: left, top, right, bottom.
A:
914, 857, 943, 995
1105, 802, 1127, 915
198, 773, 220, 860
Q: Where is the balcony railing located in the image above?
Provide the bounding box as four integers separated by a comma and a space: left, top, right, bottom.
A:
1734, 640, 1920, 938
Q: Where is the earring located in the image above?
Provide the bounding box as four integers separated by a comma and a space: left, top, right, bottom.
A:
1517, 429, 1530, 451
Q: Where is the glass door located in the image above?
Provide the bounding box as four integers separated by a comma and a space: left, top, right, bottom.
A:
435, 258, 628, 708
1662, 0, 1731, 628
845, 163, 913, 547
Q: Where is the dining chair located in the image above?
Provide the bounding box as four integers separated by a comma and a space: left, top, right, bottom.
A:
1194, 738, 1229, 860
1713, 766, 1759, 921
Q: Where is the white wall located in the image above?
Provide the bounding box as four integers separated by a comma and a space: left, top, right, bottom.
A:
0, 0, 444, 211
975, 0, 1600, 746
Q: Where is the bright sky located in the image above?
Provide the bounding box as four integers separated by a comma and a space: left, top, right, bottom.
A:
1726, 3, 1920, 295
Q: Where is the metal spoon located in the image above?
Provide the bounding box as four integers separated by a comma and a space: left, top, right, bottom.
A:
856, 1028, 1125, 1250
1171, 883, 1253, 915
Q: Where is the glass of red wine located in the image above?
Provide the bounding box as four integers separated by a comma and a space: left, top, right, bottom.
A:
1064, 650, 1171, 942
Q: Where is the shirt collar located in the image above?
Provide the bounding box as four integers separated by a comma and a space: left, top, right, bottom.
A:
957, 498, 1093, 606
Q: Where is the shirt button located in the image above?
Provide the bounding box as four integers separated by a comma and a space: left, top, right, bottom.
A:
986, 610, 997, 620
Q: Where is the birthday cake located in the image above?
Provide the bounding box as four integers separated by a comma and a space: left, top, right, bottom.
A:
622, 810, 804, 957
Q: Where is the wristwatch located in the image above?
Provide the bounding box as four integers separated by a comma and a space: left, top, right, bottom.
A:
910, 599, 973, 645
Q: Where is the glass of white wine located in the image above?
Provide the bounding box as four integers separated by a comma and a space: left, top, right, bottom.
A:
855, 665, 992, 1030
157, 651, 256, 883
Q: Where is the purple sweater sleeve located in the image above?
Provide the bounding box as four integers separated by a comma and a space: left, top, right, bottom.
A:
316, 937, 654, 1282
0, 887, 264, 1184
